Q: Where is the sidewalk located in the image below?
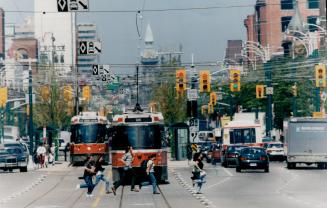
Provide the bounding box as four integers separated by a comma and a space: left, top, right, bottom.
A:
27, 155, 71, 172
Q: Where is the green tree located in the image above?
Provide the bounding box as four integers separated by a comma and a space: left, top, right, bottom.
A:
33, 67, 71, 131
153, 80, 187, 125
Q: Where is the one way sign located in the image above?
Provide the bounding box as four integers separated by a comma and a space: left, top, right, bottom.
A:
57, 0, 89, 12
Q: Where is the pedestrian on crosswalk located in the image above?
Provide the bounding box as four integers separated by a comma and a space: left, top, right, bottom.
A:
93, 155, 112, 194
76, 156, 96, 197
146, 154, 160, 194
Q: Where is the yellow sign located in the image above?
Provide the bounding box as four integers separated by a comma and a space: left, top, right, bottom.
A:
313, 112, 325, 118
0, 87, 8, 107
221, 116, 231, 127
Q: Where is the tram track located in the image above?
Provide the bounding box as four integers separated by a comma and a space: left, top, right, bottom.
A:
23, 167, 79, 208
118, 185, 172, 208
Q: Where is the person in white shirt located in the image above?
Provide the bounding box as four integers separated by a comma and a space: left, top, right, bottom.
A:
146, 154, 160, 194
36, 144, 47, 168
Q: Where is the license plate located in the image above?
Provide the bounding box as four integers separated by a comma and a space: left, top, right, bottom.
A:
250, 163, 257, 167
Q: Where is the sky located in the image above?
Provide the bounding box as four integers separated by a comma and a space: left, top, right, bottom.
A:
0, 0, 257, 73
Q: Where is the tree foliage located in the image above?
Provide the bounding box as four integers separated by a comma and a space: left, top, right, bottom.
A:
33, 67, 71, 131
153, 80, 187, 125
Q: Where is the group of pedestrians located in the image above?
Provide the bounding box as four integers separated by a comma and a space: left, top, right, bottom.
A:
76, 146, 160, 197
76, 155, 111, 197
34, 143, 55, 168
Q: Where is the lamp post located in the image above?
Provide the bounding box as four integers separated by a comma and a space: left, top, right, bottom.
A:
244, 41, 272, 137
17, 58, 37, 153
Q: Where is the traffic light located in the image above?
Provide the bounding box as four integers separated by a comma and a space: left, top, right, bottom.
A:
63, 85, 73, 102
256, 85, 265, 99
230, 69, 241, 92
292, 84, 297, 97
315, 64, 326, 87
82, 85, 91, 101
199, 70, 211, 93
210, 92, 217, 106
176, 69, 187, 94
0, 87, 8, 108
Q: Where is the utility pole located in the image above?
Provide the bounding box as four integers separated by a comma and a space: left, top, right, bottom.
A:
264, 61, 273, 137
28, 60, 34, 153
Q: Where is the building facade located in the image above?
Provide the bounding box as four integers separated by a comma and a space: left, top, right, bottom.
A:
244, 0, 320, 57
77, 23, 98, 75
34, 0, 76, 74
225, 40, 243, 65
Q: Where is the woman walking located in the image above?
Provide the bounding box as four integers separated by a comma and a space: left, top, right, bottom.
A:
191, 153, 206, 194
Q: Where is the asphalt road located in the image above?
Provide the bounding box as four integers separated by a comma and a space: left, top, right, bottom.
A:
175, 161, 327, 208
1, 161, 327, 208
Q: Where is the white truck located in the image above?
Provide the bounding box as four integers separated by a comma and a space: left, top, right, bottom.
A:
285, 118, 327, 169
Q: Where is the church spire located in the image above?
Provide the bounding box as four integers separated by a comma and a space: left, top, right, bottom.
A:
144, 23, 154, 44
287, 0, 308, 35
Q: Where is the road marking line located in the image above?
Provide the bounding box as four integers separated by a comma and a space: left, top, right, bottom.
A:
203, 177, 231, 190
91, 167, 112, 208
222, 167, 233, 177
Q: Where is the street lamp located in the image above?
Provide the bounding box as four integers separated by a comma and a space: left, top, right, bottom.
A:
17, 58, 37, 153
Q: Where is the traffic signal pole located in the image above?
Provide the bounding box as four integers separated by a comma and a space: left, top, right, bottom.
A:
264, 62, 273, 137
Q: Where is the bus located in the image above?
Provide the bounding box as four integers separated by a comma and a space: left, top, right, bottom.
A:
70, 112, 109, 165
110, 109, 168, 183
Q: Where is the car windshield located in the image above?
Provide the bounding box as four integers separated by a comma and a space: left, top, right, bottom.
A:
242, 148, 265, 155
268, 143, 283, 148
6, 148, 22, 155
227, 146, 245, 152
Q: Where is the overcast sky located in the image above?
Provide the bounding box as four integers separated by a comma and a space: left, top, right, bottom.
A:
0, 0, 256, 73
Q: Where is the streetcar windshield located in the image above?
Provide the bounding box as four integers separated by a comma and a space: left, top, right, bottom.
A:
71, 124, 107, 144
111, 124, 164, 150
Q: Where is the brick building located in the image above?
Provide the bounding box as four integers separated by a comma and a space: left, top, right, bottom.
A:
225, 40, 243, 65
244, 0, 320, 58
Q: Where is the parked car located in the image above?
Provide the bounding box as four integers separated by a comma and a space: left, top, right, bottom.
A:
263, 142, 285, 161
0, 146, 28, 172
4, 141, 29, 164
221, 144, 247, 167
236, 147, 269, 173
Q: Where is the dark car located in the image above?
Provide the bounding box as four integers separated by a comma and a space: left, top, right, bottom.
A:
0, 147, 28, 172
236, 147, 269, 173
221, 144, 247, 168
4, 141, 29, 164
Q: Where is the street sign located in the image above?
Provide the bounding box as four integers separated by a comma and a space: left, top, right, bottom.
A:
57, 0, 89, 12
187, 89, 198, 101
189, 118, 199, 132
266, 87, 274, 95
92, 65, 98, 75
79, 41, 102, 55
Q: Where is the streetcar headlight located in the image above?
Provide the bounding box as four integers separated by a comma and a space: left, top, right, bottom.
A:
87, 147, 91, 151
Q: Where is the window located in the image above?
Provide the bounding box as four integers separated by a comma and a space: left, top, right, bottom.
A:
281, 0, 293, 10
308, 0, 319, 9
281, 16, 292, 32
307, 16, 318, 32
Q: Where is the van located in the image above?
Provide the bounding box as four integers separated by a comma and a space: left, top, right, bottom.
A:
192, 131, 214, 143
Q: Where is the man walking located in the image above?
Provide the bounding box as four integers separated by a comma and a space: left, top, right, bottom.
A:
112, 146, 138, 194
82, 156, 96, 197
146, 154, 160, 194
